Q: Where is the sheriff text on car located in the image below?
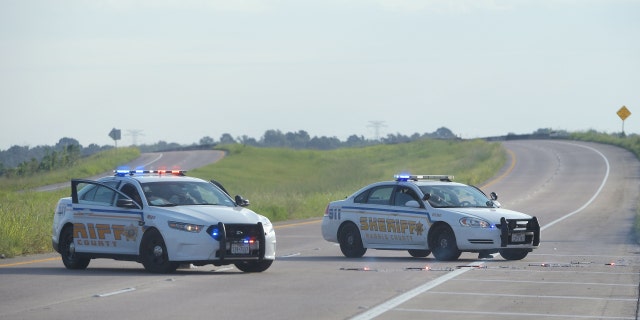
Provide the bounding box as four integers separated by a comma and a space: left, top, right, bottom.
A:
321, 174, 540, 261
51, 169, 276, 273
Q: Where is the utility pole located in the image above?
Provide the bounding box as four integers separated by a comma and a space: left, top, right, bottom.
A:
367, 121, 386, 141
127, 130, 145, 146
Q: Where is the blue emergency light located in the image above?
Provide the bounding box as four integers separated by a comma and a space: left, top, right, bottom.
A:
114, 169, 187, 177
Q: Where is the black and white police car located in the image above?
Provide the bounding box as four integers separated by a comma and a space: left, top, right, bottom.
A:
321, 174, 540, 261
52, 169, 276, 273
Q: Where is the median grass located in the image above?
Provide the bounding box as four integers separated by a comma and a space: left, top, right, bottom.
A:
192, 139, 505, 221
0, 139, 505, 258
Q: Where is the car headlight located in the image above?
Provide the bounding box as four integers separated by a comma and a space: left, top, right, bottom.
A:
260, 216, 274, 234
459, 217, 492, 228
168, 221, 204, 233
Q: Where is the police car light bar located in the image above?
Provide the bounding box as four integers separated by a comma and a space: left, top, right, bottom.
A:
394, 174, 454, 182
114, 169, 187, 177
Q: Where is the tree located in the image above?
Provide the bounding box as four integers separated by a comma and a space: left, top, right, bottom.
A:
262, 130, 286, 147
219, 133, 236, 145
199, 136, 215, 145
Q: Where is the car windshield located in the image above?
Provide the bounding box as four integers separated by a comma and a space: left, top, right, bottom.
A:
141, 181, 235, 207
418, 184, 494, 208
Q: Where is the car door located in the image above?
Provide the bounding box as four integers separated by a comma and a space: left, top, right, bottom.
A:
391, 186, 429, 247
71, 179, 144, 255
356, 184, 411, 247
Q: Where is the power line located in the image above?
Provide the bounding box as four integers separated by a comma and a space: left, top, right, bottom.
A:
367, 121, 386, 140
126, 130, 145, 146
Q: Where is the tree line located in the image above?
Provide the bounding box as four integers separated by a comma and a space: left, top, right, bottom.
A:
0, 127, 458, 177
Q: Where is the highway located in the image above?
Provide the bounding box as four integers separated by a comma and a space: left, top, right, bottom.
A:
1, 140, 638, 319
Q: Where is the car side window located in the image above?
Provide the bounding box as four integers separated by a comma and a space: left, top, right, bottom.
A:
365, 186, 394, 205
78, 183, 116, 206
393, 187, 419, 207
120, 183, 142, 207
354, 190, 370, 203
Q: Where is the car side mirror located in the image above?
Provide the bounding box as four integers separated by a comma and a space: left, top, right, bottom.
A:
490, 192, 498, 201
405, 200, 420, 208
235, 195, 250, 207
117, 198, 139, 209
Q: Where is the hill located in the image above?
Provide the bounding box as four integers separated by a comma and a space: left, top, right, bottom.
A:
0, 138, 504, 258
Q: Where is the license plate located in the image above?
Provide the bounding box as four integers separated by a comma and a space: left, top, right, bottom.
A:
511, 233, 525, 242
231, 242, 250, 254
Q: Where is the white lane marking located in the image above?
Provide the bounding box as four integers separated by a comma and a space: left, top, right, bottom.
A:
280, 253, 302, 258
350, 142, 613, 320
349, 263, 482, 320
540, 142, 610, 232
393, 308, 635, 319
142, 153, 163, 167
431, 291, 636, 301
94, 287, 136, 298
452, 278, 637, 287
213, 267, 235, 272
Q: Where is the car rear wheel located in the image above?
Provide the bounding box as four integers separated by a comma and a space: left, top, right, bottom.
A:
140, 229, 179, 273
234, 260, 273, 272
339, 223, 367, 258
430, 224, 461, 261
499, 249, 529, 260
60, 225, 90, 270
408, 249, 431, 258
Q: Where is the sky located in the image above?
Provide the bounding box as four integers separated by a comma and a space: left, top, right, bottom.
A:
1, 0, 638, 150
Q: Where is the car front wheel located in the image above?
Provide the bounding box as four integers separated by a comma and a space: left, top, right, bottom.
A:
140, 229, 179, 273
408, 249, 431, 258
430, 224, 461, 261
234, 260, 273, 272
499, 249, 529, 260
60, 225, 90, 270
338, 223, 367, 258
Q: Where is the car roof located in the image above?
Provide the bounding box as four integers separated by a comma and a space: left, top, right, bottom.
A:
98, 174, 207, 184
368, 179, 467, 188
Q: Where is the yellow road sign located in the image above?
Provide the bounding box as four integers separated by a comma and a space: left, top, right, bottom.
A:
617, 106, 631, 121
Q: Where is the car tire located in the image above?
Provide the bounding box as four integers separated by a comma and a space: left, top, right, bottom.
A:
338, 223, 367, 258
234, 260, 273, 272
430, 224, 461, 261
140, 229, 179, 273
499, 249, 529, 260
408, 249, 431, 258
59, 225, 90, 270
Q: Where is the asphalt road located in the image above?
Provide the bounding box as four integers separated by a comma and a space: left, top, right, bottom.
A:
34, 149, 226, 191
1, 140, 638, 320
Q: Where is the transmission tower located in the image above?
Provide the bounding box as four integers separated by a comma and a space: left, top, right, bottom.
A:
367, 121, 386, 140
126, 130, 145, 146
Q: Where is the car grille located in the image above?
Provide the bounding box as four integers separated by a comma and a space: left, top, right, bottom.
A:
207, 223, 266, 260
496, 217, 540, 247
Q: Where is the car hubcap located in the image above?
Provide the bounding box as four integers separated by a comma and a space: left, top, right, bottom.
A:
153, 245, 164, 257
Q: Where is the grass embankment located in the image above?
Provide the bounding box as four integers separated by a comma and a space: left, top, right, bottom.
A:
0, 148, 140, 258
0, 140, 504, 258
192, 139, 505, 222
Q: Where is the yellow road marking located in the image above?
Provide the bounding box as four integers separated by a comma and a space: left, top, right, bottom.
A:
0, 257, 59, 268
481, 148, 516, 189
275, 219, 321, 229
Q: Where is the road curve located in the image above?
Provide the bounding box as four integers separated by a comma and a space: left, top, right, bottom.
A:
34, 150, 225, 191
2, 140, 639, 320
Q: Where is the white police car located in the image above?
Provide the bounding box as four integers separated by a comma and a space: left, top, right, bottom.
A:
52, 169, 276, 273
321, 175, 540, 261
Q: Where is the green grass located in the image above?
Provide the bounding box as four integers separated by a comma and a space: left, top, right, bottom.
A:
0, 148, 140, 192
1, 140, 505, 258
190, 139, 505, 222
0, 148, 140, 258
